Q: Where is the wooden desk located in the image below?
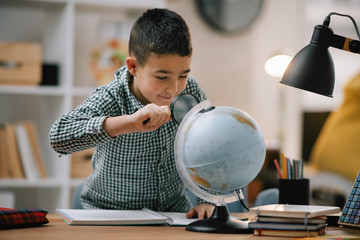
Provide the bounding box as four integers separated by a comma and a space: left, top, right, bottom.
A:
1, 214, 359, 240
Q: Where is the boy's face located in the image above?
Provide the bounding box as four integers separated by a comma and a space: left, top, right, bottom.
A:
127, 54, 191, 106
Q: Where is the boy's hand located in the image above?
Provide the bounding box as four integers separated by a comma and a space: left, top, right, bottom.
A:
103, 104, 171, 137
134, 104, 171, 132
186, 204, 215, 219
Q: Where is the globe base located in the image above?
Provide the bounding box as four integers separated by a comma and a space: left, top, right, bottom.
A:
186, 205, 252, 234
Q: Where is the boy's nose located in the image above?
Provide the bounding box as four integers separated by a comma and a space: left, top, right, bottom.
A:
167, 79, 178, 94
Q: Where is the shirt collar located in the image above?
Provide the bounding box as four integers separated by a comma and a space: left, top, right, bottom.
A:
116, 66, 144, 114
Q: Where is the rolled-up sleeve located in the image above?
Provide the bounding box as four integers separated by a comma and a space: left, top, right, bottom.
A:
49, 88, 116, 155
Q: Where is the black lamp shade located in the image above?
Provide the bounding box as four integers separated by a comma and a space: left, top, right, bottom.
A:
280, 42, 335, 97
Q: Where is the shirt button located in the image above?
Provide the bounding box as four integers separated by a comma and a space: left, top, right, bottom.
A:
161, 146, 167, 151
92, 127, 97, 133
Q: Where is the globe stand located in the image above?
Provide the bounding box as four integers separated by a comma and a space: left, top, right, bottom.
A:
186, 205, 252, 233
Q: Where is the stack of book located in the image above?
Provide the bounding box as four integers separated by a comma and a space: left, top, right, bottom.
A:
248, 204, 340, 237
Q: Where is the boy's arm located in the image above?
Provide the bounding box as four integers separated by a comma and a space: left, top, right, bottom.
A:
49, 111, 110, 155
49, 91, 170, 155
103, 104, 171, 137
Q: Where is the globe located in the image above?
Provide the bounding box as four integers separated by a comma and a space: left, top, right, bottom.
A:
173, 98, 266, 233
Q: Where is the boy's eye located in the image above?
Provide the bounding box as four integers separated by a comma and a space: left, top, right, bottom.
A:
155, 75, 188, 80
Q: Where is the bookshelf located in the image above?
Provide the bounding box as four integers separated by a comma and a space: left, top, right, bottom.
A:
0, 0, 164, 213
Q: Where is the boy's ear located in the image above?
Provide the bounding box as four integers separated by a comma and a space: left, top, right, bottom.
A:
126, 57, 137, 76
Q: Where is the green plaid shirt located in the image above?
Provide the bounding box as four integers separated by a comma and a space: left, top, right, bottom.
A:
49, 66, 207, 212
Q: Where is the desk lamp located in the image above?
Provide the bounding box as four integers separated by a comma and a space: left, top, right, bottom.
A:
280, 12, 360, 97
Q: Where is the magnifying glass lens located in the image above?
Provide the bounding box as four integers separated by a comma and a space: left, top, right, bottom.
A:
171, 93, 200, 124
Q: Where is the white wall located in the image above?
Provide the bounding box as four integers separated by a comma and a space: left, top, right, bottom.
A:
167, 0, 303, 156
250, 0, 304, 157
167, 0, 255, 112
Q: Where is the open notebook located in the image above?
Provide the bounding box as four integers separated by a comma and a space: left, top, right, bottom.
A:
56, 208, 197, 226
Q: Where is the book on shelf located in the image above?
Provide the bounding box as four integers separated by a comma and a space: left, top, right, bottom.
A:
56, 208, 199, 226
3, 123, 25, 179
22, 121, 47, 178
0, 121, 47, 180
0, 126, 10, 178
253, 227, 326, 237
249, 204, 340, 218
15, 123, 39, 181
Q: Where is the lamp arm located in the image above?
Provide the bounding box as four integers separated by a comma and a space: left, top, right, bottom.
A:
330, 34, 360, 54
324, 12, 360, 40
322, 12, 360, 54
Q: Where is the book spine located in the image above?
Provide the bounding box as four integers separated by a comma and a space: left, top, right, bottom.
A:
15, 123, 39, 181
4, 123, 25, 179
1, 121, 47, 180
23, 121, 47, 178
0, 125, 10, 178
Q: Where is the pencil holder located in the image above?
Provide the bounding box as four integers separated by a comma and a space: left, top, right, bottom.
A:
278, 178, 310, 205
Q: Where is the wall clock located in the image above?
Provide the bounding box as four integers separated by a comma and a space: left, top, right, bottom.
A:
195, 0, 264, 34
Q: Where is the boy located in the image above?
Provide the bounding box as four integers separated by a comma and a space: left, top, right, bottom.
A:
49, 8, 214, 219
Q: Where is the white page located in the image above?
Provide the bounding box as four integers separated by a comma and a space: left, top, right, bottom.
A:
57, 209, 244, 226
57, 209, 168, 225
158, 212, 196, 226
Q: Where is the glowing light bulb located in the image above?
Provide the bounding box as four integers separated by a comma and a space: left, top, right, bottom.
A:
264, 54, 293, 77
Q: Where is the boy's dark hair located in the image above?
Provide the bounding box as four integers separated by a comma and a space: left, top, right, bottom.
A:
129, 8, 192, 66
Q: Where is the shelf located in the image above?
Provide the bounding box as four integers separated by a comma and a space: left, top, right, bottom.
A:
0, 85, 66, 96
0, 85, 100, 97
0, 0, 166, 211
70, 178, 87, 187
72, 86, 97, 97
0, 178, 64, 188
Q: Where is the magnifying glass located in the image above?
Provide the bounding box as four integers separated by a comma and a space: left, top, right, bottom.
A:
142, 93, 200, 125
170, 93, 200, 124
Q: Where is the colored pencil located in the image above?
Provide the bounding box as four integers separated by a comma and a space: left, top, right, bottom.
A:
273, 159, 283, 179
